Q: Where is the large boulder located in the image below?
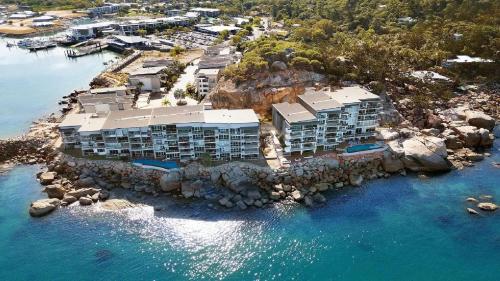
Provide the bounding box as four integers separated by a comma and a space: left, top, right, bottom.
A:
44, 184, 66, 199
66, 187, 100, 199
159, 170, 182, 192
39, 172, 57, 185
74, 176, 95, 188
400, 136, 451, 172
349, 174, 363, 186
465, 110, 495, 130
452, 125, 481, 147
478, 128, 494, 147
181, 181, 195, 198
79, 196, 93, 206
29, 198, 60, 217
382, 150, 404, 173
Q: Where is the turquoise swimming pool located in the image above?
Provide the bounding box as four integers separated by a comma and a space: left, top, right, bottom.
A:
132, 159, 179, 169
346, 143, 383, 153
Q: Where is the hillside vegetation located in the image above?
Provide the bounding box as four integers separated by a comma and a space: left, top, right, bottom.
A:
222, 0, 499, 85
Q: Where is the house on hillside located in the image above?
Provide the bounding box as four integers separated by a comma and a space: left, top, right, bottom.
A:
128, 67, 165, 92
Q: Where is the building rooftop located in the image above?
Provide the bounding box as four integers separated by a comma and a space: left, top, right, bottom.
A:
197, 25, 241, 34
150, 105, 205, 125
59, 113, 95, 128
190, 7, 220, 12
327, 86, 380, 104
129, 66, 165, 76
273, 102, 317, 124
89, 86, 128, 94
299, 91, 342, 113
203, 109, 259, 124
78, 116, 107, 132
102, 109, 153, 130
198, 54, 235, 69
71, 21, 115, 30
197, 68, 220, 76
112, 35, 147, 45
445, 55, 493, 63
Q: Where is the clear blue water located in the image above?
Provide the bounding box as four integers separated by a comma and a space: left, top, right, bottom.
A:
133, 159, 179, 169
0, 38, 117, 138
346, 143, 382, 153
1, 37, 500, 281
1, 143, 499, 280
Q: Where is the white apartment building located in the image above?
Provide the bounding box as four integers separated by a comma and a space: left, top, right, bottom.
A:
59, 105, 260, 161
272, 86, 382, 155
195, 68, 220, 96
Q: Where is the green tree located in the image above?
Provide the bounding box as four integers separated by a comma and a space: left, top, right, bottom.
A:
173, 89, 185, 100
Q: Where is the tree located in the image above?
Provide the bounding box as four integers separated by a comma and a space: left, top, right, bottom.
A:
136, 81, 144, 93
185, 83, 197, 99
218, 30, 230, 41
173, 89, 185, 100
170, 45, 184, 57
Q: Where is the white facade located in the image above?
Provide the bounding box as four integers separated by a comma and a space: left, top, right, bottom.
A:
59, 106, 260, 161
272, 86, 382, 155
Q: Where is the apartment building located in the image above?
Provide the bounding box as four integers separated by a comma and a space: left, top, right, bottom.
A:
272, 86, 382, 155
195, 45, 240, 96
59, 105, 260, 161
272, 102, 318, 155
190, 8, 220, 18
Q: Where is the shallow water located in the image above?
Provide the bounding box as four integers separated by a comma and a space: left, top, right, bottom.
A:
0, 38, 116, 138
0, 142, 499, 280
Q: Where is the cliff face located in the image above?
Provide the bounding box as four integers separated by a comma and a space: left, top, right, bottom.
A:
210, 70, 326, 116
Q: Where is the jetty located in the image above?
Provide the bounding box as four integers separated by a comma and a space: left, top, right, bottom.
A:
65, 42, 107, 58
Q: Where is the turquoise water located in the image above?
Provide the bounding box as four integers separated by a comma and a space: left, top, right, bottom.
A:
133, 159, 180, 169
0, 38, 117, 138
0, 143, 499, 280
346, 143, 382, 153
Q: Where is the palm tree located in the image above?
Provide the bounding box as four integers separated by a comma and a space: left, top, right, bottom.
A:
173, 89, 185, 100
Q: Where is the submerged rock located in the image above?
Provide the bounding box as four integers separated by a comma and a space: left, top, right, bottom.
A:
466, 208, 479, 215
100, 199, 136, 210
477, 202, 498, 211
29, 198, 60, 217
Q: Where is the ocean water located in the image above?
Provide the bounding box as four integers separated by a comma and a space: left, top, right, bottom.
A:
0, 143, 499, 281
0, 38, 117, 138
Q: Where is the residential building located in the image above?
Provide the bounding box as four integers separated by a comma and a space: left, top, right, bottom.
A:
272, 86, 382, 155
87, 4, 121, 17
190, 7, 220, 18
165, 9, 183, 17
195, 68, 220, 96
59, 105, 260, 161
128, 67, 164, 92
272, 102, 318, 155
117, 17, 190, 36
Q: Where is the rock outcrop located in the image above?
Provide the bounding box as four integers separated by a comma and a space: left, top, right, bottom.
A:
100, 199, 136, 210
29, 198, 60, 217
465, 110, 495, 130
387, 136, 451, 172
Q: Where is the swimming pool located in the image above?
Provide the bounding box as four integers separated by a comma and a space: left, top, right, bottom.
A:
132, 159, 179, 169
346, 143, 383, 153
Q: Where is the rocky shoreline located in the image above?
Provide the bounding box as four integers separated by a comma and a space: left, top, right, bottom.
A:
30, 151, 387, 216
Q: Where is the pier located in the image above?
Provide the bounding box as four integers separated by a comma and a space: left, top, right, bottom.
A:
65, 42, 108, 58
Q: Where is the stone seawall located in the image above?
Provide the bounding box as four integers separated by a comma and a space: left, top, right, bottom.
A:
31, 153, 387, 215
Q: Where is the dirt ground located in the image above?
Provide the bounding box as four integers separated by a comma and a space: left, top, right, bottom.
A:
121, 49, 204, 74
0, 9, 85, 36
